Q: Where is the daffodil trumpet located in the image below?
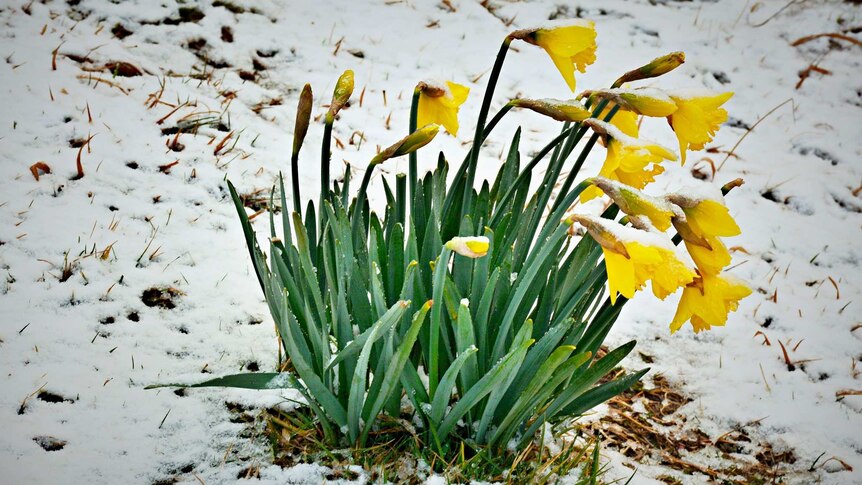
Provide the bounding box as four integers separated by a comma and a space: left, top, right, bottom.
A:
670, 272, 751, 334
579, 119, 677, 202
666, 88, 733, 163
509, 20, 597, 92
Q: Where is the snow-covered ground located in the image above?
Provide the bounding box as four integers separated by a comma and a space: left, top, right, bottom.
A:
1, 0, 860, 483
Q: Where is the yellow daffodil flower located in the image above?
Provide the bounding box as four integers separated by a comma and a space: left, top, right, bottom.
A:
511, 98, 591, 122
570, 215, 695, 303
417, 80, 470, 136
580, 119, 677, 201
685, 235, 732, 276
511, 20, 597, 92
583, 88, 678, 117
666, 89, 733, 163
670, 272, 751, 333
445, 236, 490, 258
595, 104, 640, 138
666, 190, 741, 239
590, 177, 674, 231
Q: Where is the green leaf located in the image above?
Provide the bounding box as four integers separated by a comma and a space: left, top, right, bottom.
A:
348, 300, 411, 442
431, 346, 477, 424
359, 301, 432, 445
437, 338, 533, 442
145, 372, 293, 390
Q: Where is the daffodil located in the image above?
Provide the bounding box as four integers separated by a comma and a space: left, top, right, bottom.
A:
596, 104, 639, 138
580, 119, 678, 202
417, 80, 470, 136
511, 98, 591, 122
684, 234, 731, 276
445, 236, 490, 258
666, 89, 733, 163
590, 177, 674, 231
511, 20, 597, 92
570, 215, 695, 303
666, 189, 740, 240
582, 88, 678, 117
670, 272, 751, 333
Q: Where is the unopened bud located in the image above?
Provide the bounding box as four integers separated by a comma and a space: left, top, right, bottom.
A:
328, 69, 354, 118
613, 51, 685, 87
292, 83, 313, 157
445, 236, 490, 259
371, 124, 440, 165
591, 176, 675, 231
511, 98, 592, 122
581, 88, 677, 117
567, 214, 630, 258
416, 81, 447, 98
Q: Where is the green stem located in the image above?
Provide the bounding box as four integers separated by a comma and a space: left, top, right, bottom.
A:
488, 125, 578, 227
459, 38, 512, 226
408, 89, 420, 214
395, 173, 407, 227
351, 162, 376, 238
321, 114, 334, 212
440, 102, 513, 227
291, 152, 302, 214
550, 103, 619, 214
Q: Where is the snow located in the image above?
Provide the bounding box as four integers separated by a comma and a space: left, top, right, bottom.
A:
588, 118, 676, 154
573, 214, 679, 252
1, 0, 860, 484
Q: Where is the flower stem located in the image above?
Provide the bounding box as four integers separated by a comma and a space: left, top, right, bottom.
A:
549, 102, 618, 214
351, 162, 376, 237
441, 103, 513, 225
459, 38, 512, 226
320, 114, 334, 213
291, 152, 302, 215
408, 88, 420, 214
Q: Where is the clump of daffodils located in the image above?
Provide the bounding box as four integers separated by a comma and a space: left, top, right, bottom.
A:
168, 16, 751, 479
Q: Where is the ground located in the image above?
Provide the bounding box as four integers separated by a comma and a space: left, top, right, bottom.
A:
0, 0, 860, 483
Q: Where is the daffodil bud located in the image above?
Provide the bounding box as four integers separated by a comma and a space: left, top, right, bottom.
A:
613, 51, 685, 87
292, 83, 313, 158
589, 177, 675, 231
566, 214, 630, 258
511, 98, 591, 122
370, 124, 440, 165
445, 236, 490, 259
581, 88, 677, 117
328, 69, 354, 119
